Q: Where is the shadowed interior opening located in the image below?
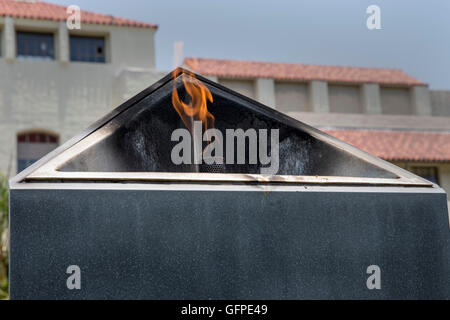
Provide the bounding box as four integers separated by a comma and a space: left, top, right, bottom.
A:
58, 75, 397, 179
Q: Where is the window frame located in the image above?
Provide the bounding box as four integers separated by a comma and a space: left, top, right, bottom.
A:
69, 34, 107, 64
16, 30, 56, 60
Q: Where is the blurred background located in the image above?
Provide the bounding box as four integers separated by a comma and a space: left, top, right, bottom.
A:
0, 0, 449, 299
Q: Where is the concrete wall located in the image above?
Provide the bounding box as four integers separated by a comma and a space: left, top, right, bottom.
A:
255, 78, 275, 108
361, 83, 382, 114
411, 86, 432, 116
380, 87, 411, 115
0, 17, 157, 174
218, 78, 256, 99
308, 81, 329, 113
431, 90, 450, 117
328, 84, 361, 113
274, 81, 308, 112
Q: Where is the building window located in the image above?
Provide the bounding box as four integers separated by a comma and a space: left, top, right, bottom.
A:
70, 36, 106, 63
410, 166, 439, 184
17, 32, 55, 60
17, 132, 59, 173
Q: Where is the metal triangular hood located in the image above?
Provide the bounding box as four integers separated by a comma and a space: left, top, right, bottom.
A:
12, 68, 431, 187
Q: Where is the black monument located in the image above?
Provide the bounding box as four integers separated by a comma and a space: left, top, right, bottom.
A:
9, 69, 450, 299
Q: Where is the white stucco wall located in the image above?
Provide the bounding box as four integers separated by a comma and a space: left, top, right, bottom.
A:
114, 68, 166, 105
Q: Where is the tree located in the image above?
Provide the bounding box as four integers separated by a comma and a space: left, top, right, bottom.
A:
0, 173, 9, 299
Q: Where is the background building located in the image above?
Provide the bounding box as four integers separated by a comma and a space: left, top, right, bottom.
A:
0, 0, 162, 174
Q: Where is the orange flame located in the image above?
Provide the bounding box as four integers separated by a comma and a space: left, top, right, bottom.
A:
172, 69, 214, 133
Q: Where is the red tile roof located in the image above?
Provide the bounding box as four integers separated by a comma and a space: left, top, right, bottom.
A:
184, 58, 425, 86
0, 0, 157, 29
325, 129, 450, 162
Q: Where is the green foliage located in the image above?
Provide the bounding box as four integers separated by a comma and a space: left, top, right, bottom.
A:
0, 173, 9, 299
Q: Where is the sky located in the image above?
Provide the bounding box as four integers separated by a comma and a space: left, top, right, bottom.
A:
51, 0, 450, 89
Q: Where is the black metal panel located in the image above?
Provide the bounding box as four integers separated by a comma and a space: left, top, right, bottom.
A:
9, 187, 450, 299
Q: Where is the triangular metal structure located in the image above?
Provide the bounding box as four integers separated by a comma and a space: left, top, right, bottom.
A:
11, 68, 430, 187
